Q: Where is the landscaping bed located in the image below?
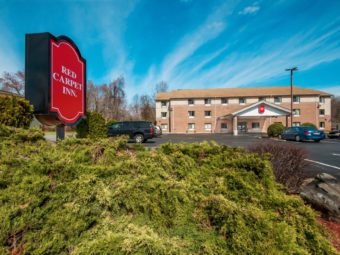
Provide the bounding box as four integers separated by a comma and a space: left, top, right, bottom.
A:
0, 125, 338, 254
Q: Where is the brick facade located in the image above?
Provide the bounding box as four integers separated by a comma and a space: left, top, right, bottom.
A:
156, 87, 332, 134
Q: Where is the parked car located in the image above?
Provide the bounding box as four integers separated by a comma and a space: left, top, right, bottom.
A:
154, 125, 162, 137
328, 130, 340, 139
108, 121, 155, 143
281, 126, 325, 142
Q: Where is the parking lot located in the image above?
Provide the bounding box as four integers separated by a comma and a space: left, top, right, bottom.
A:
143, 134, 340, 179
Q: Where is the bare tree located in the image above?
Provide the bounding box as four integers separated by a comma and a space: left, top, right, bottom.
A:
0, 71, 25, 95
140, 94, 155, 122
86, 80, 100, 112
129, 94, 141, 120
332, 96, 340, 128
155, 81, 168, 94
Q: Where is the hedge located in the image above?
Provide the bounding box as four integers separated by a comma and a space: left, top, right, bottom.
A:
267, 123, 285, 137
76, 112, 107, 138
0, 126, 337, 254
0, 96, 33, 128
301, 122, 317, 129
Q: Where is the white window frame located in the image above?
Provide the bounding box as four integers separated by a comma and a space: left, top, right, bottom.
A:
319, 122, 325, 129
258, 97, 266, 102
319, 97, 325, 104
221, 123, 228, 129
274, 96, 282, 104
251, 122, 260, 129
292, 109, 300, 116
204, 111, 212, 118
188, 111, 195, 118
292, 122, 301, 127
161, 124, 168, 130
293, 95, 300, 103
188, 99, 194, 105
188, 123, 195, 130
161, 112, 167, 118
204, 123, 212, 131
239, 98, 246, 104
204, 98, 212, 105
319, 109, 325, 116
221, 98, 228, 105
161, 101, 167, 107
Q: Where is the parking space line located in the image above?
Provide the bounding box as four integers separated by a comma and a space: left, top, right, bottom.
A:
305, 159, 340, 170
332, 153, 340, 157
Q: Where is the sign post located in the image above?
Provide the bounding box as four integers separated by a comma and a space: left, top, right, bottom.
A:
25, 33, 86, 139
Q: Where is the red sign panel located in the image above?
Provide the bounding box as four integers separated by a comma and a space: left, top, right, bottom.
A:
259, 104, 265, 113
50, 39, 85, 124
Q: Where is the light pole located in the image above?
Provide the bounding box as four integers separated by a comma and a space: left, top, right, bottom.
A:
285, 67, 298, 127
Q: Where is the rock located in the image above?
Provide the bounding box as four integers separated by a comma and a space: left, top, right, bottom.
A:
300, 173, 340, 223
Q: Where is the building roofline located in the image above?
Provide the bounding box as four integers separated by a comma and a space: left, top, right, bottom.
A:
156, 86, 331, 100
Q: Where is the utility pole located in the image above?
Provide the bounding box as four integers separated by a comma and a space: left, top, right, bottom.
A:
285, 67, 298, 127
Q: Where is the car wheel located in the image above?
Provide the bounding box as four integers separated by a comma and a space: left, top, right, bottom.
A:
295, 135, 301, 142
134, 134, 144, 143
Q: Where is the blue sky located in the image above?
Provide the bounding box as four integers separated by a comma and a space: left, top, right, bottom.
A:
0, 0, 339, 100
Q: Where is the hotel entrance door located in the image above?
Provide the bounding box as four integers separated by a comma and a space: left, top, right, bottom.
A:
237, 122, 247, 133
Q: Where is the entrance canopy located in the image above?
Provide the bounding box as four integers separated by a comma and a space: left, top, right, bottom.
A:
218, 101, 291, 135
220, 100, 291, 119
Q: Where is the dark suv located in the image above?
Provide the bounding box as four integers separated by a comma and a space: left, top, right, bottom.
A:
108, 121, 155, 143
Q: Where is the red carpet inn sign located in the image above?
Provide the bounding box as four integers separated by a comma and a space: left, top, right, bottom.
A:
25, 33, 86, 126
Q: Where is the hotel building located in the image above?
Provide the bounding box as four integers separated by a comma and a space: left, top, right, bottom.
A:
155, 86, 331, 135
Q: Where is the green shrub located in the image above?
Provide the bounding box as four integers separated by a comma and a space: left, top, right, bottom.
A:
0, 132, 337, 254
301, 122, 317, 129
76, 117, 89, 138
76, 112, 107, 138
267, 123, 285, 137
0, 96, 33, 128
0, 124, 44, 142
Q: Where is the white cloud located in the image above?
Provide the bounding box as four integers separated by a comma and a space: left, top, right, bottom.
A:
152, 10, 340, 94
239, 3, 260, 15
144, 1, 237, 91
323, 86, 340, 96
0, 21, 21, 73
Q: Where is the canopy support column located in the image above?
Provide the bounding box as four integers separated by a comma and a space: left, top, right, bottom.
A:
233, 116, 238, 136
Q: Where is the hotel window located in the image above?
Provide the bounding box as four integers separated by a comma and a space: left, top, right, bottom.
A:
161, 101, 167, 107
274, 96, 282, 103
319, 122, 325, 129
204, 98, 212, 105
292, 109, 300, 116
204, 123, 212, 130
319, 109, 325, 115
252, 122, 260, 129
319, 97, 325, 104
221, 123, 228, 129
293, 95, 300, 103
239, 98, 246, 104
258, 97, 266, 101
221, 98, 228, 104
188, 111, 195, 118
188, 99, 194, 105
293, 122, 301, 127
188, 123, 195, 130
161, 112, 167, 118
204, 111, 211, 117
161, 124, 168, 130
